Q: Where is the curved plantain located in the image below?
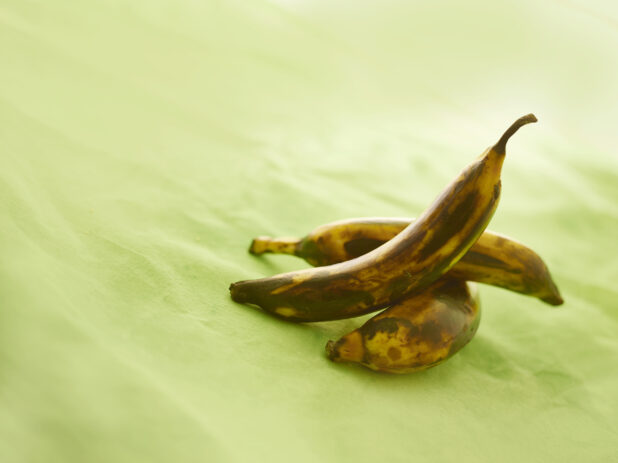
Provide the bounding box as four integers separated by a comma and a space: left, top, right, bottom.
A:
250, 217, 563, 306
230, 114, 537, 322
326, 278, 480, 374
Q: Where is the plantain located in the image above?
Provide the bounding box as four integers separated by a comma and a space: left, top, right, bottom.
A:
230, 114, 537, 322
326, 278, 480, 374
250, 217, 563, 305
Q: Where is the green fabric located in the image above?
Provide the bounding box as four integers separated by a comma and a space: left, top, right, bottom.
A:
2, 1, 617, 461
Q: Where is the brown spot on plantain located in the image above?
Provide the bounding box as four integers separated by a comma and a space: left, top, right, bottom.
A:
417, 319, 445, 345
388, 347, 402, 361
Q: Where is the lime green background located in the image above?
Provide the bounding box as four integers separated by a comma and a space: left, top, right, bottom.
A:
1, 1, 617, 462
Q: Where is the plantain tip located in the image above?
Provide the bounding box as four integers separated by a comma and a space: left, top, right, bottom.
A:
325, 340, 337, 361
248, 238, 260, 255
248, 236, 273, 255
229, 281, 249, 303
494, 113, 538, 155
541, 294, 564, 306
542, 275, 564, 306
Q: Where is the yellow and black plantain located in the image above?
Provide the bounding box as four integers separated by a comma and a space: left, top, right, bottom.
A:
250, 217, 563, 306
326, 278, 480, 374
230, 114, 537, 322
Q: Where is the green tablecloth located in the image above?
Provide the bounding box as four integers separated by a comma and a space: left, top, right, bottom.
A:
2, 1, 617, 461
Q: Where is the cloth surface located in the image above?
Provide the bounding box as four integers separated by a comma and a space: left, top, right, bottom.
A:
1, 1, 617, 462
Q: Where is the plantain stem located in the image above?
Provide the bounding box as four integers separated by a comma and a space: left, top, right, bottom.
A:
493, 113, 537, 154
249, 236, 300, 256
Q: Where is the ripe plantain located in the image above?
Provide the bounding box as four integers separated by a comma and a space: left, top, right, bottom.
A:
326, 278, 480, 374
250, 217, 563, 305
230, 114, 537, 322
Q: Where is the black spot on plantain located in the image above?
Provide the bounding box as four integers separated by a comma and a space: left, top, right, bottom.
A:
436, 277, 469, 303
387, 273, 414, 301
297, 239, 328, 266
378, 228, 427, 262
460, 251, 515, 271
418, 320, 444, 345
263, 287, 376, 321
344, 238, 387, 259
361, 317, 402, 340
433, 277, 466, 294
416, 191, 480, 262
427, 197, 499, 276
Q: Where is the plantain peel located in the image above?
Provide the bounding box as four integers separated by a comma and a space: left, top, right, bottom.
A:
230, 115, 537, 322
326, 279, 481, 374
251, 217, 563, 306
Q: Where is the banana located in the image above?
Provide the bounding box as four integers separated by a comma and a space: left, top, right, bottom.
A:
249, 218, 410, 267
230, 114, 537, 322
250, 217, 563, 305
326, 278, 480, 374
